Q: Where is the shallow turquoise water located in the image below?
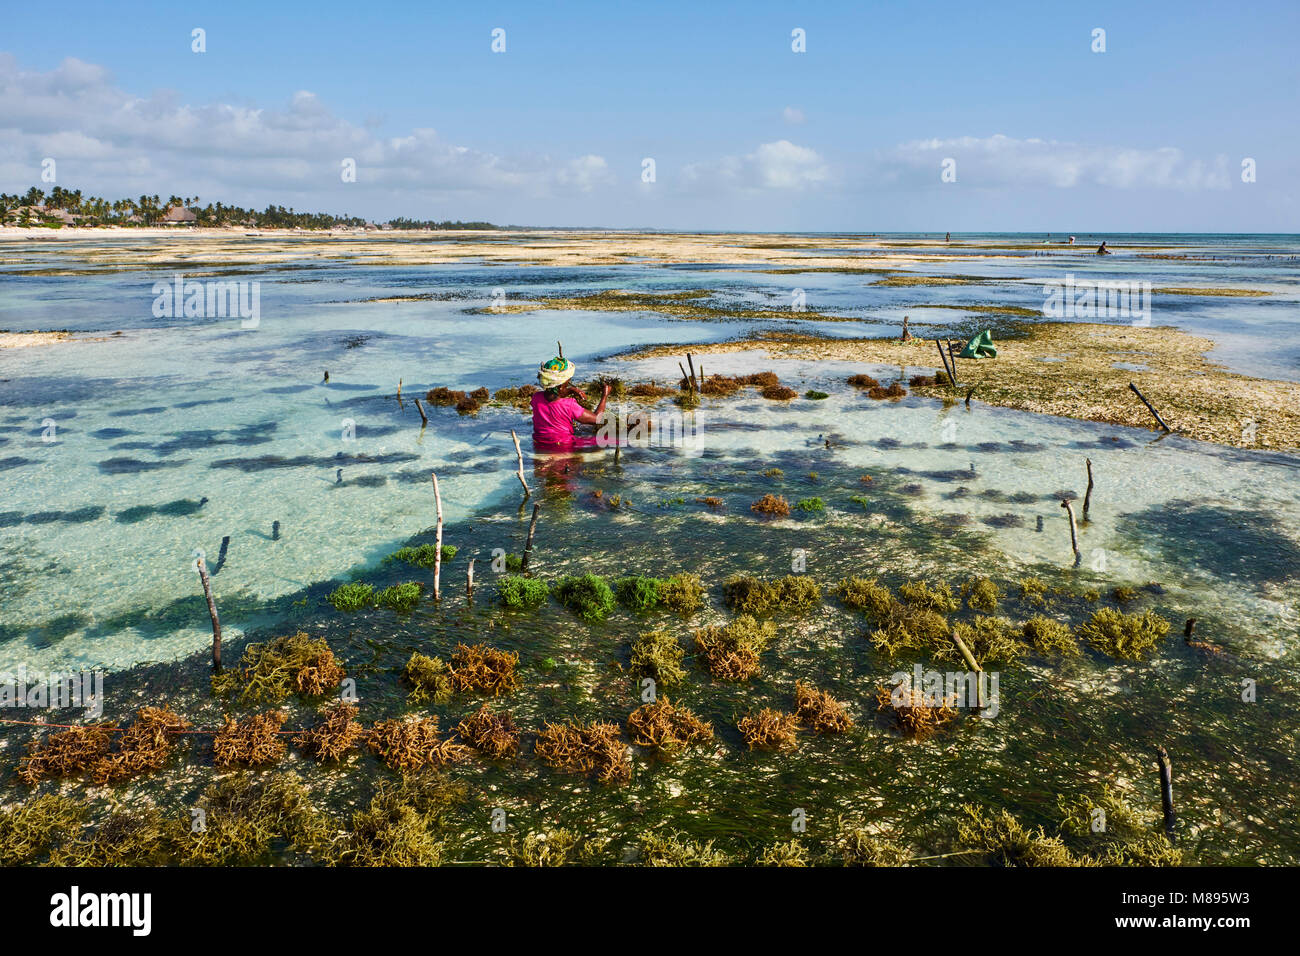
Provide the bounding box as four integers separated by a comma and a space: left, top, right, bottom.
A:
0, 232, 1297, 675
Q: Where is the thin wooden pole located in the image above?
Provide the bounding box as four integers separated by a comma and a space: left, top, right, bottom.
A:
195, 553, 222, 672
1060, 499, 1082, 567
431, 472, 443, 601
686, 353, 699, 392
466, 558, 475, 604
557, 340, 564, 359
678, 361, 693, 394
935, 339, 956, 389
950, 632, 984, 709
521, 503, 540, 575
1155, 746, 1176, 842
1129, 382, 1172, 433
510, 429, 531, 497
397, 378, 403, 408
1083, 458, 1095, 521
414, 397, 428, 425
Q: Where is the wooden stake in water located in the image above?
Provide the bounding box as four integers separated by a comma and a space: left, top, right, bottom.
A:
466, 558, 475, 604
1083, 458, 1095, 521
678, 361, 693, 394
511, 429, 530, 498
950, 632, 984, 709
431, 472, 444, 601
397, 378, 403, 408
414, 397, 428, 426
1129, 382, 1172, 433
194, 552, 223, 672
1155, 746, 1176, 842
521, 503, 541, 575
1060, 499, 1082, 567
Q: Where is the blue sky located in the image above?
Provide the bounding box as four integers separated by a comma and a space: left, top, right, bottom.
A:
3, 0, 1297, 230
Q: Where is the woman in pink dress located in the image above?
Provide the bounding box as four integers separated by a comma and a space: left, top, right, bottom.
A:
531, 356, 611, 450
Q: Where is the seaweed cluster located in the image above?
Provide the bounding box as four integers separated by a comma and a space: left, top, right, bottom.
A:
18, 706, 191, 785
722, 574, 822, 615
794, 682, 854, 734
553, 573, 618, 622
534, 720, 631, 784
327, 581, 374, 612
426, 385, 492, 415
737, 709, 799, 750
403, 651, 454, 704
404, 643, 520, 702
497, 574, 549, 608
626, 698, 714, 753
750, 493, 791, 516
1022, 614, 1077, 654
375, 582, 423, 613
658, 572, 706, 615
211, 631, 346, 702
385, 543, 457, 569
1078, 608, 1171, 660
876, 682, 958, 740
366, 716, 470, 772
213, 711, 288, 767
614, 575, 663, 613
448, 643, 521, 696
638, 830, 731, 866
629, 629, 686, 686
330, 775, 465, 867
293, 702, 365, 762
455, 704, 520, 759
693, 614, 777, 680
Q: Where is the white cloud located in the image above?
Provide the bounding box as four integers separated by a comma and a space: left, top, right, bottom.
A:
782, 106, 805, 125
682, 139, 830, 192
0, 55, 612, 203
879, 134, 1232, 190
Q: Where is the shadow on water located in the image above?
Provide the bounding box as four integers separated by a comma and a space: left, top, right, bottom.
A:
1119, 500, 1300, 587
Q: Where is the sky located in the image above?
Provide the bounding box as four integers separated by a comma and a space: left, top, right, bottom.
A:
2, 0, 1297, 231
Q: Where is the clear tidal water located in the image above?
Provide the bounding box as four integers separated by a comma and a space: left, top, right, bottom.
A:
1, 231, 1298, 863
1, 232, 1297, 674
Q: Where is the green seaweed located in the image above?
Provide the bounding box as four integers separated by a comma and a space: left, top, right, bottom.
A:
638, 830, 732, 866
658, 573, 706, 615
554, 573, 617, 623
375, 582, 423, 613
497, 574, 549, 609
614, 575, 663, 613
386, 543, 458, 569
404, 651, 453, 705
1077, 608, 1171, 660
898, 579, 960, 613
330, 775, 466, 867
210, 631, 346, 703
0, 795, 84, 865
328, 581, 374, 612
629, 629, 686, 687
1023, 615, 1078, 655
963, 577, 1002, 613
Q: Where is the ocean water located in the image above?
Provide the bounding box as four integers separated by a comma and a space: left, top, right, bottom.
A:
0, 231, 1297, 676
